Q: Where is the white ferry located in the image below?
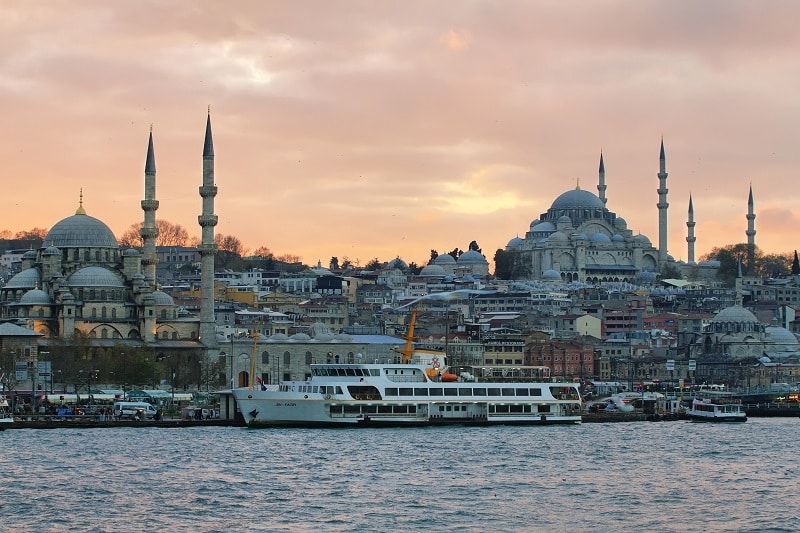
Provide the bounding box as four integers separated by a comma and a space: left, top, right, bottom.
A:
686, 397, 747, 423
232, 362, 583, 427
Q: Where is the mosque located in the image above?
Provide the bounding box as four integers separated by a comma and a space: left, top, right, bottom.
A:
0, 115, 220, 364
504, 141, 756, 284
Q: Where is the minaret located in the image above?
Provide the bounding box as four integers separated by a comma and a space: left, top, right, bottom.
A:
686, 194, 696, 264
746, 184, 756, 270
597, 151, 607, 206
657, 139, 669, 270
140, 127, 159, 287
198, 111, 218, 347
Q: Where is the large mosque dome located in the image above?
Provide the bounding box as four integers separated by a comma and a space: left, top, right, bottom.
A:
44, 211, 119, 249
550, 189, 605, 210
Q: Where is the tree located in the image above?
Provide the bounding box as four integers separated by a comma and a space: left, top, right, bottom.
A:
407, 262, 422, 276
494, 249, 513, 279
252, 246, 273, 259
429, 250, 438, 264
329, 257, 339, 270
660, 263, 683, 280
699, 244, 791, 285
15, 228, 48, 240
0, 229, 11, 239
468, 240, 482, 254
793, 251, 800, 275
118, 220, 192, 247
365, 258, 383, 271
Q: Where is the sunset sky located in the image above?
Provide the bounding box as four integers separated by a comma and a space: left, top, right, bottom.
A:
2, 1, 799, 268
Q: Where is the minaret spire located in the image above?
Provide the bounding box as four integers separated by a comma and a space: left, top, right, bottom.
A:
686, 194, 696, 263
140, 128, 160, 287
657, 138, 669, 270
746, 183, 756, 270
597, 151, 607, 206
198, 109, 219, 348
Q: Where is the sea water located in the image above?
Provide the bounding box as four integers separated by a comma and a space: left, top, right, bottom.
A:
1, 418, 798, 533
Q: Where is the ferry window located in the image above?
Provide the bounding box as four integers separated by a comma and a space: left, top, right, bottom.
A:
335, 386, 343, 394
538, 405, 551, 413
429, 388, 443, 396
414, 388, 428, 396
502, 388, 515, 396
487, 388, 500, 396
385, 388, 398, 396
346, 369, 356, 376
516, 389, 529, 397
496, 405, 509, 413
529, 388, 542, 396
444, 388, 457, 397
337, 369, 347, 376
458, 388, 472, 396
473, 388, 486, 396
399, 388, 413, 396
510, 405, 523, 413
378, 406, 392, 414
313, 386, 318, 393
370, 369, 380, 376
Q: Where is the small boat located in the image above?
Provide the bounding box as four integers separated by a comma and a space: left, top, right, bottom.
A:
686, 397, 747, 422
0, 396, 13, 430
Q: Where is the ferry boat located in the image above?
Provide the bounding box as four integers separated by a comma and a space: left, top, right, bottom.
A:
686, 397, 747, 423
232, 362, 583, 427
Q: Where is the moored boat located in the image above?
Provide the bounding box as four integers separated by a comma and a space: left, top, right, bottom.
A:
686, 397, 747, 423
232, 362, 583, 427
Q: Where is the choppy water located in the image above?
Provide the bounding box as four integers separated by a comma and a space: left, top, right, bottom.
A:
1, 418, 799, 532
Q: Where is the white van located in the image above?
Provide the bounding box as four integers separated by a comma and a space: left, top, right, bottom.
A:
113, 401, 158, 420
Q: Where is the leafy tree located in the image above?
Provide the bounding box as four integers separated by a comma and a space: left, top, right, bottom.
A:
252, 246, 272, 258
468, 240, 482, 253
660, 263, 683, 280
448, 248, 462, 259
0, 229, 11, 239
119, 220, 192, 247
699, 244, 791, 285
494, 249, 513, 279
407, 262, 422, 276
429, 250, 438, 264
329, 257, 339, 270
793, 251, 800, 275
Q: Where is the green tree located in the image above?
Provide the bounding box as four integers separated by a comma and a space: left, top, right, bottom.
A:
792, 251, 800, 275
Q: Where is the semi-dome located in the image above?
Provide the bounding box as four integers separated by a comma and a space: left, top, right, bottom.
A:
20, 288, 52, 305
530, 221, 556, 233
44, 212, 119, 248
764, 326, 798, 346
712, 305, 759, 324
67, 266, 126, 288
547, 231, 568, 242
550, 189, 605, 210
5, 268, 41, 289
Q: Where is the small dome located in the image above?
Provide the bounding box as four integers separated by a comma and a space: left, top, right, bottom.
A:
314, 332, 335, 342
558, 215, 572, 224
289, 332, 312, 341
334, 333, 353, 342
547, 231, 568, 242
67, 266, 125, 288
434, 254, 456, 264
507, 236, 524, 248
43, 246, 61, 256
611, 234, 625, 242
633, 234, 651, 244
419, 264, 447, 277
590, 233, 611, 243
636, 271, 657, 283
458, 250, 486, 263
44, 213, 119, 248
123, 248, 140, 257
268, 333, 289, 341
151, 290, 175, 306
712, 305, 759, 324
23, 250, 37, 259
5, 268, 41, 289
542, 269, 561, 281
614, 218, 628, 229
388, 257, 408, 270
530, 221, 556, 233
20, 289, 52, 305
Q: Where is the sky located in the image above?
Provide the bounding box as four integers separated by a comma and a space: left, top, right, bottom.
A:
2, 1, 799, 268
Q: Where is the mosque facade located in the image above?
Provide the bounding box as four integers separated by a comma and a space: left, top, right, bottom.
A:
505, 142, 750, 284
0, 117, 220, 361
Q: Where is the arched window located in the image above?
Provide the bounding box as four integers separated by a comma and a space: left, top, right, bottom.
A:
172, 332, 178, 340
305, 351, 313, 365
101, 328, 108, 339
283, 351, 291, 365
111, 308, 116, 319
101, 307, 107, 318
162, 331, 169, 339
261, 351, 269, 364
